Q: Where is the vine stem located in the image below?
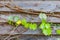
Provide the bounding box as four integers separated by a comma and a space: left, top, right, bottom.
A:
4, 26, 18, 40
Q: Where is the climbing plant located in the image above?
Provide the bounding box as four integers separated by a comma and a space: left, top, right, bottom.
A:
8, 16, 37, 30
8, 13, 52, 36
39, 13, 52, 36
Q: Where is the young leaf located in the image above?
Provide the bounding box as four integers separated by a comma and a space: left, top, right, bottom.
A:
16, 20, 22, 25
39, 13, 47, 20
21, 19, 27, 25
56, 29, 60, 34
29, 23, 37, 30
39, 23, 45, 29
8, 16, 13, 21
14, 16, 20, 22
8, 16, 14, 25
43, 29, 51, 36
8, 20, 14, 25
45, 23, 50, 29
42, 19, 46, 23
15, 20, 22, 27
24, 23, 30, 28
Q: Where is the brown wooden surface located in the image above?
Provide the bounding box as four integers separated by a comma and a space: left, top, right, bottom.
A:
0, 1, 60, 35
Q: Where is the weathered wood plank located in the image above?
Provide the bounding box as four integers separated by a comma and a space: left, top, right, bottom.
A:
0, 1, 60, 36
0, 12, 60, 23
0, 21, 57, 35
0, 1, 60, 13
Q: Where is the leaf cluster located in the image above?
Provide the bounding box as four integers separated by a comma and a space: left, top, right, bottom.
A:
39, 13, 52, 36
8, 16, 37, 30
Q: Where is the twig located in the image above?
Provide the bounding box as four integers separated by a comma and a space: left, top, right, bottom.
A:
5, 4, 60, 18
46, 14, 60, 18
5, 3, 39, 15
4, 3, 60, 18
8, 35, 20, 40
4, 26, 18, 40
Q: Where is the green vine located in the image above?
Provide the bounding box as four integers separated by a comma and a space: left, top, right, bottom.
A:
8, 13, 52, 36
39, 13, 52, 36
21, 19, 37, 30
8, 16, 37, 30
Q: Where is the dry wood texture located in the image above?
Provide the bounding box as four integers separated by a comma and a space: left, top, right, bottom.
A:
0, 1, 60, 36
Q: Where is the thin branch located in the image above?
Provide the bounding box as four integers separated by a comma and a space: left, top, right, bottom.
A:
5, 5, 60, 18
4, 26, 18, 40
4, 3, 60, 18
5, 3, 39, 15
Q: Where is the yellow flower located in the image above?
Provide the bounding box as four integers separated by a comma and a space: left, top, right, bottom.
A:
16, 20, 22, 25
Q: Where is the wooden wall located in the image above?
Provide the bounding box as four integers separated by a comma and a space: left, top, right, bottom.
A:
0, 0, 60, 1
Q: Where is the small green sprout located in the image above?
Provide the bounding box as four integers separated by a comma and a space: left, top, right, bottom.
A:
39, 13, 47, 21
8, 16, 14, 25
14, 16, 20, 22
56, 29, 60, 34
29, 23, 37, 30
39, 13, 52, 36
43, 28, 52, 35
21, 18, 27, 25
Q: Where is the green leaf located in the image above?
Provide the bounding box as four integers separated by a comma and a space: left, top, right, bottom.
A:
21, 19, 27, 25
56, 29, 60, 34
39, 23, 45, 29
14, 16, 20, 22
45, 23, 50, 29
8, 20, 14, 25
42, 19, 46, 23
43, 29, 48, 35
43, 29, 51, 36
39, 13, 52, 36
8, 20, 12, 25
29, 23, 37, 30
8, 16, 13, 21
39, 13, 47, 20
24, 23, 29, 28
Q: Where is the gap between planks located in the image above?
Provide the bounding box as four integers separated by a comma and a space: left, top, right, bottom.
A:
0, 34, 60, 36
